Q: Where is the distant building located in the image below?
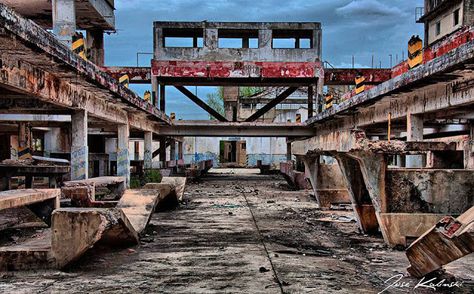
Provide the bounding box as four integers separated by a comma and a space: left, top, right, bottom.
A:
418, 0, 474, 45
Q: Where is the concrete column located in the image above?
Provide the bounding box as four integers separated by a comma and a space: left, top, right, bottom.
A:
178, 141, 184, 160
170, 139, 176, 161
52, 0, 76, 45
117, 122, 130, 187
18, 122, 31, 149
406, 113, 424, 168
159, 138, 166, 167
86, 30, 104, 66
303, 156, 320, 207
159, 82, 166, 112
144, 131, 153, 169
286, 139, 292, 161
464, 121, 474, 169
152, 78, 159, 107
258, 29, 272, 50
71, 110, 88, 180
308, 85, 314, 118
44, 127, 62, 157
205, 29, 218, 50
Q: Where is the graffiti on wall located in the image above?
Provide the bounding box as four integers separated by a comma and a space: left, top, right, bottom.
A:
117, 148, 130, 179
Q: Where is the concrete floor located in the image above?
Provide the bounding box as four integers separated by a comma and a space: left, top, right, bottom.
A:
0, 170, 473, 293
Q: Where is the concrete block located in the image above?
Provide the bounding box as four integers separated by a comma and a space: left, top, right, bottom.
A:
317, 189, 351, 209
117, 189, 161, 236
142, 183, 178, 210
51, 208, 138, 269
406, 206, 474, 277
61, 184, 117, 208
378, 213, 445, 247
160, 177, 187, 201
0, 189, 60, 211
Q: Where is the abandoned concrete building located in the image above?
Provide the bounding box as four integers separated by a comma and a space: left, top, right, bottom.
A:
0, 0, 473, 292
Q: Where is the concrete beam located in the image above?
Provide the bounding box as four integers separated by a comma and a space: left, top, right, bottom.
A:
292, 130, 457, 156
324, 68, 392, 86
0, 5, 170, 126
157, 121, 316, 137
0, 189, 60, 210
307, 40, 474, 127
0, 0, 115, 31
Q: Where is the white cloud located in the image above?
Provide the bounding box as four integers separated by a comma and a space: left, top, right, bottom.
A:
336, 0, 406, 17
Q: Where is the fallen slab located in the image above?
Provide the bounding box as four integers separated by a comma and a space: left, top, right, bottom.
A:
116, 189, 161, 236
51, 208, 138, 269
406, 206, 474, 278
142, 183, 179, 210
0, 189, 60, 226
160, 177, 187, 201
0, 189, 60, 211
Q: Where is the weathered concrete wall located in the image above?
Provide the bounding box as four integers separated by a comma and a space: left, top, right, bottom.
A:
386, 169, 474, 214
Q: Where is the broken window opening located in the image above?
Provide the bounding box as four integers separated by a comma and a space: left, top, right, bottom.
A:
453, 8, 460, 26
272, 29, 313, 49
218, 29, 259, 48
162, 28, 204, 48
435, 21, 441, 36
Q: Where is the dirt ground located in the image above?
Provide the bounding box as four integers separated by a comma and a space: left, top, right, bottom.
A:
0, 169, 473, 293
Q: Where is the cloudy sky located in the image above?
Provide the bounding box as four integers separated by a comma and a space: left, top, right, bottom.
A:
104, 0, 424, 119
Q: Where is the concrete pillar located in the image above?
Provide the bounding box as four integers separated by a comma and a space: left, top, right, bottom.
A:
159, 82, 166, 112
205, 28, 218, 50
308, 85, 314, 118
18, 122, 31, 149
286, 139, 292, 161
117, 122, 130, 187
464, 121, 474, 169
303, 156, 320, 207
178, 141, 184, 160
71, 110, 88, 180
223, 87, 239, 121
406, 113, 424, 168
144, 132, 153, 169
86, 30, 104, 66
170, 139, 176, 161
258, 29, 272, 50
159, 138, 166, 167
44, 127, 62, 157
52, 0, 76, 45
152, 77, 159, 107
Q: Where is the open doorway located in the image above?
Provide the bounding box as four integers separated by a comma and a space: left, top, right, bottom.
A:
219, 140, 246, 167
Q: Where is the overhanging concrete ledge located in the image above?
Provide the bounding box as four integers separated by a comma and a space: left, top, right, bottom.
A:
0, 4, 170, 128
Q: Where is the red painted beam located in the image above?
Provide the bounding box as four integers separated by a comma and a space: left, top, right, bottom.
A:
102, 66, 152, 84
151, 60, 323, 79
324, 68, 392, 85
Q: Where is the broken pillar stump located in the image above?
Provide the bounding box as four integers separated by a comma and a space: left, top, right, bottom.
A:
406, 206, 474, 278
51, 208, 138, 269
